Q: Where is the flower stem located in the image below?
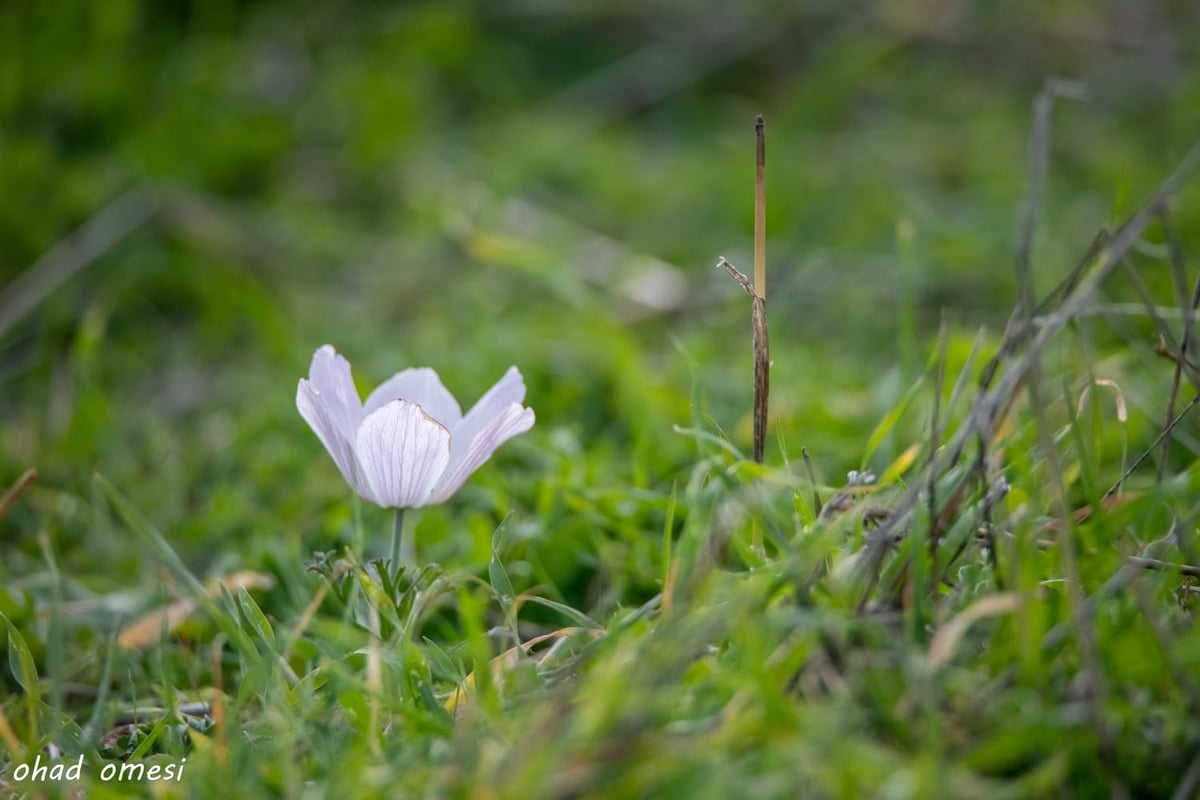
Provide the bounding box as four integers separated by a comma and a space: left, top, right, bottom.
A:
391, 507, 412, 572
352, 495, 365, 559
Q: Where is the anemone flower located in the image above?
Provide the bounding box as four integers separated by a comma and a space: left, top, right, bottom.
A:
297, 345, 534, 566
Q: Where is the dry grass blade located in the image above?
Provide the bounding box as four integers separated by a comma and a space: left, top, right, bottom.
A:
750, 293, 769, 464
117, 570, 275, 651
752, 116, 768, 465
1126, 555, 1200, 578
718, 257, 770, 463
0, 468, 36, 521
754, 114, 766, 302
928, 592, 1024, 669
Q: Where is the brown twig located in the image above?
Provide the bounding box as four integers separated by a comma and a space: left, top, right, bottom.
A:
0, 468, 37, 521
1126, 555, 1200, 579
1155, 336, 1200, 372
715, 116, 772, 464
750, 114, 770, 464
754, 115, 766, 302
718, 253, 769, 464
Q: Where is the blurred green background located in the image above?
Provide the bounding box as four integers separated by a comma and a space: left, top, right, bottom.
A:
3, 0, 1199, 596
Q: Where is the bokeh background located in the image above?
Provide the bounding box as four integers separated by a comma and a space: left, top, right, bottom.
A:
3, 0, 1199, 602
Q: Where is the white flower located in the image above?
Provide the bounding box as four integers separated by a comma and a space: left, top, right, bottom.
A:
297, 345, 535, 508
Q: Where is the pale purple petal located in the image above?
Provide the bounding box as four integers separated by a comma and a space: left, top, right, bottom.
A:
355, 400, 452, 508
429, 402, 535, 504
364, 368, 462, 427
436, 368, 532, 492
298, 379, 365, 494
304, 345, 363, 440
299, 350, 534, 510
447, 366, 526, 443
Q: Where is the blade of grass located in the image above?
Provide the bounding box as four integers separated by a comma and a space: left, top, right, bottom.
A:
2, 614, 40, 750
661, 481, 677, 592
861, 376, 924, 469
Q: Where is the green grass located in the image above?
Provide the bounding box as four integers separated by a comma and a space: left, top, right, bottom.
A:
4, 1, 1200, 797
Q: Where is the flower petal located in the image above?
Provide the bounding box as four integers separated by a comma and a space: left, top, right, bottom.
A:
430, 399, 534, 504
355, 400, 452, 508
449, 366, 527, 438
364, 367, 462, 428
297, 345, 366, 494
297, 378, 363, 494
304, 345, 363, 440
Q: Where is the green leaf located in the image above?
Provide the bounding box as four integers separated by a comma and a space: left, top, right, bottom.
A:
3, 614, 38, 695
861, 376, 924, 468
422, 636, 465, 684
518, 596, 601, 630
238, 586, 276, 650
489, 514, 516, 605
